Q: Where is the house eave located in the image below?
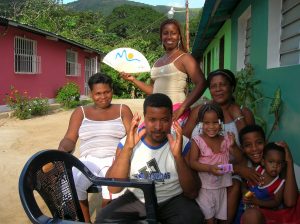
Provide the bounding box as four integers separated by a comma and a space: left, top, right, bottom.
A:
192, 0, 240, 61
0, 16, 105, 57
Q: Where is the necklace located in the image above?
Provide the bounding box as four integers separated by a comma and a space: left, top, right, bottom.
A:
163, 49, 179, 64
160, 49, 179, 73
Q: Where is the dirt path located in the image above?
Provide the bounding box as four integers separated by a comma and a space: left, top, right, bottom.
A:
0, 99, 143, 223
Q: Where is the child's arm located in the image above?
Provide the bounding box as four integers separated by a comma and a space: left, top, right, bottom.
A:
241, 180, 250, 197
190, 140, 222, 175
244, 185, 284, 209
276, 141, 298, 207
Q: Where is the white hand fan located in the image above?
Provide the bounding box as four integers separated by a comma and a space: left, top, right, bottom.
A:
102, 48, 150, 73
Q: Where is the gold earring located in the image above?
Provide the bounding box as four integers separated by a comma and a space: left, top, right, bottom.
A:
177, 40, 181, 49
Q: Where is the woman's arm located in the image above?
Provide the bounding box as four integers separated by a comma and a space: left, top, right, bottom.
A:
58, 107, 83, 153
121, 104, 133, 134
120, 72, 154, 95
230, 104, 255, 132
174, 54, 207, 120
182, 105, 201, 138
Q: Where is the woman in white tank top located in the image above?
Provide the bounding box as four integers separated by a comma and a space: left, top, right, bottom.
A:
183, 69, 255, 223
58, 73, 133, 222
119, 19, 206, 122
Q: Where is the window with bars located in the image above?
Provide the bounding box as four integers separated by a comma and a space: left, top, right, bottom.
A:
237, 6, 251, 70
244, 17, 251, 65
14, 36, 41, 74
280, 0, 300, 66
66, 50, 81, 76
219, 36, 225, 69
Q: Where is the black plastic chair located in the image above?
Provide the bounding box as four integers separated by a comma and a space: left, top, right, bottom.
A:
19, 150, 158, 224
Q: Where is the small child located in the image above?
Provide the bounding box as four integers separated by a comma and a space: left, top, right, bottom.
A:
242, 142, 285, 209
190, 103, 243, 224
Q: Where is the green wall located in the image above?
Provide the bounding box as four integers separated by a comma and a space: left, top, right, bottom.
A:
203, 20, 232, 74
201, 0, 300, 166
230, 0, 300, 165
202, 20, 232, 99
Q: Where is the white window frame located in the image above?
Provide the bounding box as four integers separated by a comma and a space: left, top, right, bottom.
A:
280, 0, 300, 66
84, 57, 97, 95
66, 49, 81, 76
237, 6, 251, 71
267, 0, 300, 68
14, 36, 41, 74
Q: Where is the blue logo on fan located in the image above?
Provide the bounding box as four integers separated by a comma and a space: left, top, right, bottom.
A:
115, 49, 140, 62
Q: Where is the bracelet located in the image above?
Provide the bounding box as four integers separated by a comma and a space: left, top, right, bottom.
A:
234, 115, 244, 122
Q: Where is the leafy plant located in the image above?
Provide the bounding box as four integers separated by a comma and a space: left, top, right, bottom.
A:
56, 82, 80, 108
5, 86, 50, 119
5, 86, 31, 119
29, 97, 50, 116
267, 87, 282, 140
234, 64, 265, 128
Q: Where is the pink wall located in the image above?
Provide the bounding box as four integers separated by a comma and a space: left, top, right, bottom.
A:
0, 25, 100, 105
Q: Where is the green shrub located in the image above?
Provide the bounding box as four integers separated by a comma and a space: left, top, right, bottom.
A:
5, 86, 50, 119
5, 86, 31, 119
56, 82, 80, 108
29, 97, 50, 116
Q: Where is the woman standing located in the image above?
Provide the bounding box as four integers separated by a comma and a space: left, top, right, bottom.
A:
183, 69, 255, 223
58, 73, 133, 223
120, 19, 206, 121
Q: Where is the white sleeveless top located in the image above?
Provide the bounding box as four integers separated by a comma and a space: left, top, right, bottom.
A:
78, 105, 126, 158
151, 54, 187, 104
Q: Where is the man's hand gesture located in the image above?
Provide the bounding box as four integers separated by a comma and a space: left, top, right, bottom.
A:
167, 121, 183, 158
125, 113, 146, 150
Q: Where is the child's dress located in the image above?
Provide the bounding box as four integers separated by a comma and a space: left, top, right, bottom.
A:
193, 134, 233, 220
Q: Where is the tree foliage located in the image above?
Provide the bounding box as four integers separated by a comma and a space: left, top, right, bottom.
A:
2, 0, 202, 98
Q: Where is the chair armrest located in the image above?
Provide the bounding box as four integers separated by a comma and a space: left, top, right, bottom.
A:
87, 184, 101, 193
89, 177, 157, 222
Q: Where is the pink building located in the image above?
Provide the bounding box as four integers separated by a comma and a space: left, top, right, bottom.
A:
0, 17, 104, 110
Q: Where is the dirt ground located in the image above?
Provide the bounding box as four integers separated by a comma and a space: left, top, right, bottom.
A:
0, 99, 144, 224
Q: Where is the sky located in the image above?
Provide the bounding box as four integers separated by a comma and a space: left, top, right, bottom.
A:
63, 0, 205, 9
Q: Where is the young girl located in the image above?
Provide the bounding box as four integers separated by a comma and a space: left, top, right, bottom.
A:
190, 103, 244, 223
242, 142, 286, 209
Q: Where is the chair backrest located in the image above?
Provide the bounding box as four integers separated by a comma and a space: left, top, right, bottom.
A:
19, 150, 158, 224
19, 150, 85, 223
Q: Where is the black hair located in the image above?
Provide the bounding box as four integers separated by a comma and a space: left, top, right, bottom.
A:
197, 102, 224, 123
88, 72, 112, 91
263, 142, 285, 161
239, 124, 266, 146
159, 19, 187, 53
207, 69, 237, 91
143, 93, 173, 115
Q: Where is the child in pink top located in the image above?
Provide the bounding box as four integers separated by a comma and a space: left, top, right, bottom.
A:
190, 103, 244, 224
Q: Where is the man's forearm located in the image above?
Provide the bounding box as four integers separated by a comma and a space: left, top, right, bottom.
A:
175, 155, 200, 199
106, 146, 133, 179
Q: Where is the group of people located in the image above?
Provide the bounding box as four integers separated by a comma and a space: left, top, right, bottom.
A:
58, 19, 299, 224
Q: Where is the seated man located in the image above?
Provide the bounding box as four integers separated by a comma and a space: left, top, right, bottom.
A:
95, 93, 204, 224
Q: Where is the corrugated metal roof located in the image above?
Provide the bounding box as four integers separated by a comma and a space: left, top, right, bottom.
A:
0, 16, 104, 56
192, 0, 240, 61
